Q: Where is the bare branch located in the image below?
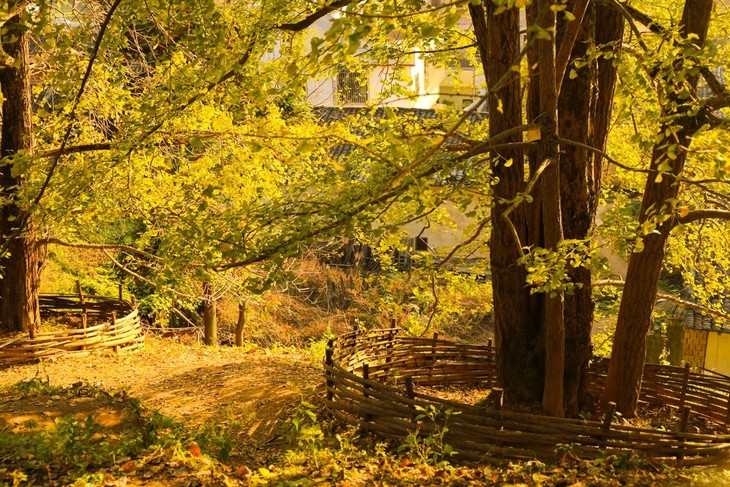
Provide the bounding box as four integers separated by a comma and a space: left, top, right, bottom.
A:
39, 238, 161, 261
36, 143, 111, 159
103, 249, 156, 285
594, 279, 730, 322
278, 0, 351, 31
557, 136, 652, 174
677, 209, 730, 224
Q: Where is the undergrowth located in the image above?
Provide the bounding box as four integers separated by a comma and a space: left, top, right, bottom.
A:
1, 378, 726, 486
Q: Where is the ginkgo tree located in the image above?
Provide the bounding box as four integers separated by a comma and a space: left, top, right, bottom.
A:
2, 0, 729, 421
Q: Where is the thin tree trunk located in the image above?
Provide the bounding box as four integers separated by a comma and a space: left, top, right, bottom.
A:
0, 9, 40, 337
235, 301, 246, 347
602, 0, 713, 416
536, 0, 565, 417
202, 282, 217, 346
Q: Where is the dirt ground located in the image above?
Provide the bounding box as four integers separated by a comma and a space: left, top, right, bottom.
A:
0, 337, 323, 467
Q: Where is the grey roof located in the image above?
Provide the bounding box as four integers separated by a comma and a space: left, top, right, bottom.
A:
313, 106, 486, 124
313, 106, 486, 159
684, 297, 730, 332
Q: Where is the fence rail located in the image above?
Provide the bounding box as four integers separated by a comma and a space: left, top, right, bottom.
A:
0, 294, 144, 365
326, 328, 730, 465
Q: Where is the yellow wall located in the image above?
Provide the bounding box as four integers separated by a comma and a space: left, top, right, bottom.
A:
703, 332, 730, 375
683, 328, 708, 370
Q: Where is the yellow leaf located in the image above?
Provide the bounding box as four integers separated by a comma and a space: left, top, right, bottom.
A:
678, 206, 690, 217
654, 173, 663, 183
526, 127, 541, 142
504, 159, 513, 168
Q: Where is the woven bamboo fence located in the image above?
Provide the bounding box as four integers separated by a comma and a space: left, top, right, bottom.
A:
0, 294, 144, 366
326, 328, 730, 465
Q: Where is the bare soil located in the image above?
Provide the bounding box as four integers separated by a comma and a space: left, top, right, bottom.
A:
0, 337, 322, 467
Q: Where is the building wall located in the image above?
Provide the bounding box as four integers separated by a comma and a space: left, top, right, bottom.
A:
683, 328, 708, 370
702, 332, 730, 375
400, 200, 488, 259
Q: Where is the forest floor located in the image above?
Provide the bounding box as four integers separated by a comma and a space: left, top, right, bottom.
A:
1, 336, 730, 486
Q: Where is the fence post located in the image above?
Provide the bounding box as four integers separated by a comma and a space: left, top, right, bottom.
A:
603, 402, 616, 429
429, 333, 438, 382
76, 280, 87, 328
385, 329, 394, 367
325, 339, 334, 403
405, 376, 416, 422
680, 362, 691, 410
363, 363, 371, 423
677, 405, 691, 465
111, 312, 119, 353
491, 387, 504, 410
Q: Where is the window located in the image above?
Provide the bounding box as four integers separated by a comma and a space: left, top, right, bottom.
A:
414, 236, 429, 252
393, 237, 429, 271
336, 69, 368, 105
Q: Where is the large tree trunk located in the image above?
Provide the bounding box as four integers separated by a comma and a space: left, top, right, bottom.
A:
602, 0, 713, 416
0, 10, 40, 337
555, 2, 624, 415
470, 0, 544, 405
471, 1, 624, 412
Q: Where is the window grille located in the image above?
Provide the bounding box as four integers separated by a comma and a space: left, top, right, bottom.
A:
336, 69, 368, 105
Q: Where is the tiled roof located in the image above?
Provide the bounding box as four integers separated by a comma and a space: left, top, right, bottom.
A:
684, 297, 730, 332
313, 106, 486, 159
313, 106, 486, 124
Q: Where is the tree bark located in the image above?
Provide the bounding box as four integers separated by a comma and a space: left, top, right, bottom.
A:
470, 1, 546, 405
202, 282, 218, 346
0, 10, 40, 337
555, 1, 624, 416
602, 0, 713, 416
535, 0, 565, 417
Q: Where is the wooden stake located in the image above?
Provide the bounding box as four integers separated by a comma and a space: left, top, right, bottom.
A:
678, 405, 691, 464
76, 280, 87, 321
603, 402, 616, 429
111, 312, 119, 353
404, 376, 416, 421
325, 339, 334, 403
680, 362, 691, 410
363, 363, 371, 422
490, 387, 504, 410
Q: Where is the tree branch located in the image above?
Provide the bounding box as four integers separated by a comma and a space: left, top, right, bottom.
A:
102, 249, 156, 286
278, 0, 351, 31
594, 279, 730, 322
38, 238, 161, 261
677, 209, 730, 224
555, 0, 590, 94
36, 143, 112, 159
557, 136, 652, 174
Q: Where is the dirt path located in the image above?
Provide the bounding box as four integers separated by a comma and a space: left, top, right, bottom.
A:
0, 337, 322, 465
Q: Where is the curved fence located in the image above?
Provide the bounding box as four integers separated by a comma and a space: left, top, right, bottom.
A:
0, 294, 144, 366
325, 328, 730, 465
